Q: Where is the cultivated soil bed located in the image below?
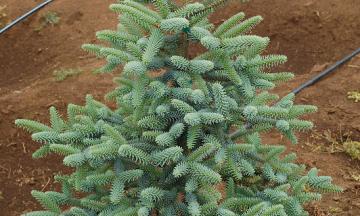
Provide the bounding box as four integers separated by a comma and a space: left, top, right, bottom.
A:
0, 0, 359, 215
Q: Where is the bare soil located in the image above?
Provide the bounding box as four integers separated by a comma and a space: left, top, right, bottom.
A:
0, 0, 359, 215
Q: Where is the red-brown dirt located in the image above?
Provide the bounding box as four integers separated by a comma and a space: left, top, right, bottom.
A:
0, 0, 359, 215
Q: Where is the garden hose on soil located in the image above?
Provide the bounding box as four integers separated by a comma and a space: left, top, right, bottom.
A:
0, 0, 54, 35
292, 47, 360, 94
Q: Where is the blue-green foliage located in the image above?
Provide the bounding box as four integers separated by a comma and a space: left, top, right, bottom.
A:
17, 0, 340, 215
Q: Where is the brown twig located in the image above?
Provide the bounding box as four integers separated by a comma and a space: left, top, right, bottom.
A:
348, 65, 360, 68
41, 177, 51, 192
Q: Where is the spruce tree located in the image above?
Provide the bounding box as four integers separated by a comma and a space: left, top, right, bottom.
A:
16, 1, 341, 215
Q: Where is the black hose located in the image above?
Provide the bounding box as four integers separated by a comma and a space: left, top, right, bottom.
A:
0, 0, 54, 35
292, 47, 360, 94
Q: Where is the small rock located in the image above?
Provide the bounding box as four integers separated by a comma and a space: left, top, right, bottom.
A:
46, 100, 59, 108
326, 108, 337, 114
332, 196, 340, 201
2, 105, 13, 114
1, 109, 9, 114
304, 1, 314, 7
310, 63, 330, 73
300, 97, 309, 102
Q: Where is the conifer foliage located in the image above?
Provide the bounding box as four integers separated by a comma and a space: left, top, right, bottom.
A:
16, 1, 341, 215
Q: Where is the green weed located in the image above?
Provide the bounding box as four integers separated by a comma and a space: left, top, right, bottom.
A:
347, 91, 360, 103
0, 5, 8, 29
344, 141, 360, 160
53, 68, 82, 81
35, 11, 60, 31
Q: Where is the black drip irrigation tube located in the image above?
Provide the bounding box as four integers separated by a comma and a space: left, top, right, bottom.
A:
0, 0, 54, 35
292, 47, 360, 94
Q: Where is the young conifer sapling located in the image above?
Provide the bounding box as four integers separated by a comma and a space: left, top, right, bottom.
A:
16, 1, 341, 215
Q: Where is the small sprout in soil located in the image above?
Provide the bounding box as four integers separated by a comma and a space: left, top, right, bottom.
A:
53, 68, 82, 81
0, 5, 8, 28
350, 172, 360, 182
343, 141, 360, 160
35, 11, 60, 31
329, 206, 343, 213
347, 91, 360, 103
